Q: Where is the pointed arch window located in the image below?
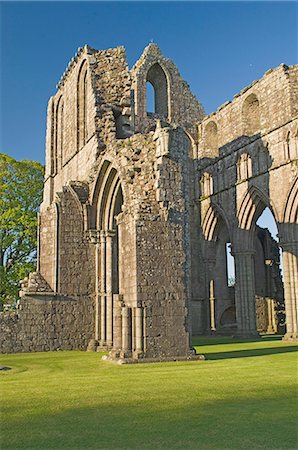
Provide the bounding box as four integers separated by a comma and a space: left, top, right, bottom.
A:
201, 172, 213, 197
146, 63, 169, 118
204, 121, 218, 154
55, 96, 64, 172
237, 153, 252, 181
242, 93, 260, 136
77, 60, 88, 149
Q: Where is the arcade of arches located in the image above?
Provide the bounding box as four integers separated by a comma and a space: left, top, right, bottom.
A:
1, 44, 297, 359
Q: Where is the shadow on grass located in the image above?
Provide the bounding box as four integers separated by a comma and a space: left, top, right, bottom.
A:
201, 345, 298, 360
2, 390, 297, 449
192, 334, 283, 347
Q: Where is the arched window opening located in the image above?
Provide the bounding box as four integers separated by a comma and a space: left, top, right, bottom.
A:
226, 243, 235, 287
237, 153, 252, 181
55, 97, 64, 172
256, 207, 278, 242
77, 61, 88, 150
146, 81, 155, 114
200, 172, 213, 197
146, 63, 168, 118
255, 207, 285, 334
242, 93, 260, 136
284, 131, 290, 160
49, 100, 55, 175
205, 121, 218, 153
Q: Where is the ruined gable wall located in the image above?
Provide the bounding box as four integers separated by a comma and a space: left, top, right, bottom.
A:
131, 44, 204, 136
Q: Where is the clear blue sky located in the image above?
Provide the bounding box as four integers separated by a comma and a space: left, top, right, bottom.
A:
1, 1, 295, 241
1, 1, 297, 164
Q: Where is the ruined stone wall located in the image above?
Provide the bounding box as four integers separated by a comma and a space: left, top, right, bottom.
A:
192, 63, 297, 337
57, 188, 94, 297
136, 219, 190, 358
43, 46, 134, 212
131, 44, 204, 136
3, 44, 296, 355
197, 64, 295, 159
0, 295, 94, 354
39, 205, 57, 290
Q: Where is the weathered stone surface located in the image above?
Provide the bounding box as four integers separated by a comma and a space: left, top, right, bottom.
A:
1, 45, 297, 356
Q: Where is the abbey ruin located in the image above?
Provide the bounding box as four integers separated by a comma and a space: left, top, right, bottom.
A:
1, 44, 297, 359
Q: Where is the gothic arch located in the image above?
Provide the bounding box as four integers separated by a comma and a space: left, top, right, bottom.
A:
283, 178, 298, 224
237, 152, 252, 181
48, 97, 55, 176
202, 204, 234, 334
77, 59, 88, 149
242, 93, 261, 136
202, 203, 231, 242
204, 121, 218, 155
146, 63, 169, 118
90, 159, 126, 231
55, 95, 64, 172
237, 186, 278, 231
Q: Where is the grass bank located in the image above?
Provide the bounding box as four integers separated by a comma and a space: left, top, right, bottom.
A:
1, 336, 297, 449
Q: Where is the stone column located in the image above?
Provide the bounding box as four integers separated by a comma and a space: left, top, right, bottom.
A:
267, 298, 277, 334
86, 230, 100, 352
233, 251, 259, 338
112, 294, 122, 355
105, 230, 114, 348
100, 231, 106, 346
209, 279, 216, 332
121, 306, 131, 357
282, 243, 298, 341
264, 259, 277, 334
204, 257, 216, 333
95, 239, 100, 342
134, 307, 143, 357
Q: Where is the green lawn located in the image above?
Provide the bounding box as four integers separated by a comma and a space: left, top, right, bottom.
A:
1, 336, 297, 450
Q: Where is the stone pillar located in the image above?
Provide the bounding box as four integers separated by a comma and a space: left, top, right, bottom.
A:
282, 243, 298, 341
105, 231, 114, 348
264, 259, 277, 334
112, 294, 122, 354
204, 257, 216, 333
100, 231, 106, 346
267, 298, 277, 334
87, 229, 100, 352
209, 279, 216, 332
95, 239, 100, 341
134, 306, 143, 357
121, 306, 131, 357
234, 251, 259, 338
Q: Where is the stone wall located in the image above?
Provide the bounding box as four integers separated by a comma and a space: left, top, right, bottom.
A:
0, 294, 94, 354
2, 44, 297, 357
57, 188, 94, 297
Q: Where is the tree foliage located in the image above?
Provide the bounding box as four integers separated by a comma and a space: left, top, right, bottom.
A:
0, 153, 44, 304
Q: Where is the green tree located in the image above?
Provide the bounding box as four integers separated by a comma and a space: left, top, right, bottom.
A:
0, 153, 44, 306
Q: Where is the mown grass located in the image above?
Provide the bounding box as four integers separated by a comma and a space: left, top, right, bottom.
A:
1, 336, 297, 449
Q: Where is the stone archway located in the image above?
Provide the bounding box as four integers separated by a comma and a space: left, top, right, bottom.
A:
234, 187, 284, 338
201, 204, 235, 334
91, 160, 124, 349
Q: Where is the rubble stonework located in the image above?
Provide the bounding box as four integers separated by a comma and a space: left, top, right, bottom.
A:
1, 44, 297, 357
